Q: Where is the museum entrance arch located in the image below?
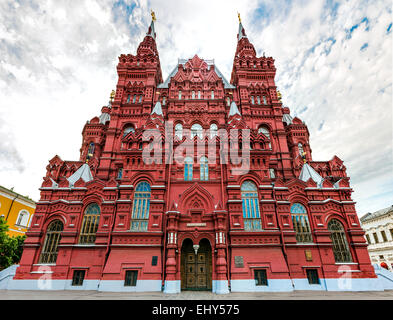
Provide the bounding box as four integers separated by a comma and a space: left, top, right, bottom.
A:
180, 238, 212, 291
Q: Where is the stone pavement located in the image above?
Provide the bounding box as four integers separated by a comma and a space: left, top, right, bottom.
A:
1, 289, 393, 300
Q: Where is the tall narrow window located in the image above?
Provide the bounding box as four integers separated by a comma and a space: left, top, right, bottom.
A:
298, 143, 304, 155
290, 203, 312, 243
117, 168, 123, 179
175, 123, 183, 139
126, 95, 131, 103
131, 182, 151, 231
184, 157, 193, 181
132, 95, 136, 103
178, 90, 182, 100
192, 90, 195, 99
251, 96, 255, 105
87, 142, 95, 156
191, 124, 203, 139
257, 96, 261, 105
198, 90, 201, 99
211, 90, 214, 99
79, 203, 100, 244
210, 123, 218, 139
200, 156, 209, 181
138, 95, 142, 103
373, 232, 379, 243
162, 96, 166, 105
306, 269, 320, 284
381, 230, 388, 242
226, 97, 231, 106
241, 181, 262, 230
263, 96, 267, 105
328, 219, 352, 263
258, 126, 271, 149
39, 220, 64, 264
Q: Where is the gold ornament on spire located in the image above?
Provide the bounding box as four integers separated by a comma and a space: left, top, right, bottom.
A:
277, 90, 282, 102
237, 12, 241, 23
151, 10, 156, 22
301, 151, 307, 163
110, 90, 115, 102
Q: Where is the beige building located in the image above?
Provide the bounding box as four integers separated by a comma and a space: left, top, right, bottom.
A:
360, 205, 393, 271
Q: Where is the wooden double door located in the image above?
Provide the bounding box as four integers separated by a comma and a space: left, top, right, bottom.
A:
181, 239, 212, 291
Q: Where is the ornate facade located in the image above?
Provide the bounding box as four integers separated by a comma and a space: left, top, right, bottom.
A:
10, 16, 381, 293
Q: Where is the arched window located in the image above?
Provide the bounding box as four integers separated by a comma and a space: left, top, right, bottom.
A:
191, 123, 203, 139
123, 125, 135, 138
184, 157, 193, 181
263, 96, 267, 105
79, 203, 100, 244
175, 123, 183, 139
126, 94, 131, 103
298, 143, 304, 155
131, 182, 151, 231
210, 123, 218, 139
16, 210, 30, 227
290, 203, 312, 243
226, 97, 231, 106
178, 90, 182, 100
200, 156, 208, 181
251, 96, 255, 105
162, 96, 166, 105
39, 220, 64, 264
88, 142, 95, 155
192, 90, 195, 99
257, 96, 261, 105
138, 95, 143, 103
132, 95, 137, 103
241, 181, 261, 230
258, 126, 271, 149
211, 90, 214, 99
328, 219, 352, 263
198, 90, 201, 99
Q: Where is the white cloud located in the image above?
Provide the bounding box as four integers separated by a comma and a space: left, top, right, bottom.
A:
0, 0, 391, 217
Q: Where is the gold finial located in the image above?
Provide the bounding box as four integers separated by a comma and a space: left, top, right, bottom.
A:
110, 90, 115, 102
301, 151, 307, 163
277, 90, 282, 101
237, 12, 241, 23
151, 10, 156, 22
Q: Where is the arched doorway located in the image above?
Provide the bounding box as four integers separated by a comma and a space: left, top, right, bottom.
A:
181, 238, 212, 291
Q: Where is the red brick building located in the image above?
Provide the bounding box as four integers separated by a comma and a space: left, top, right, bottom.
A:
10, 16, 381, 293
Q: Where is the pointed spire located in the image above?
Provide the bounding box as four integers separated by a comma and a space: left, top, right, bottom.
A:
229, 101, 241, 117
67, 163, 93, 187
237, 12, 247, 41
146, 10, 157, 39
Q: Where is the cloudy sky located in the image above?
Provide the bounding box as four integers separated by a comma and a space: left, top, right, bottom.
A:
0, 0, 391, 217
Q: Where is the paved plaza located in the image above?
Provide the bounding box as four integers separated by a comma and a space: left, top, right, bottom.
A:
1, 289, 393, 300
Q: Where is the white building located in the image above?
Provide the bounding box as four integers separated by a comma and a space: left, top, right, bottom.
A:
360, 205, 393, 272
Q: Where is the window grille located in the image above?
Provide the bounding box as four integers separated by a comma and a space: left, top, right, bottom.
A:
241, 181, 262, 231
328, 219, 352, 263
39, 220, 63, 264
184, 157, 193, 181
200, 157, 209, 181
130, 182, 151, 231
290, 203, 312, 243
72, 270, 86, 286
79, 203, 100, 244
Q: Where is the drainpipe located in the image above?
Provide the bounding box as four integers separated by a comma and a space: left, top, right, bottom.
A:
6, 193, 19, 223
